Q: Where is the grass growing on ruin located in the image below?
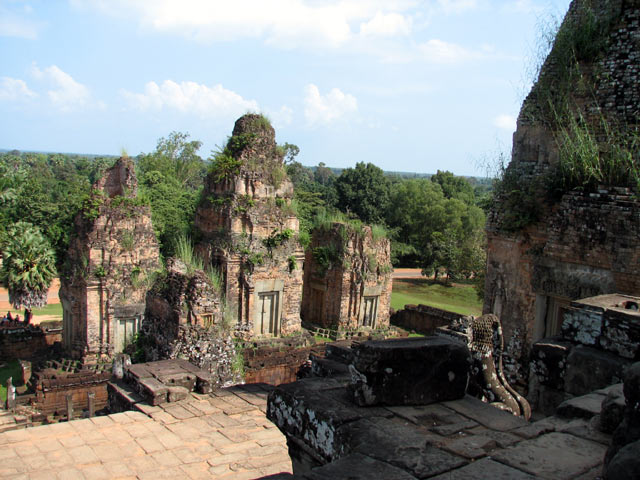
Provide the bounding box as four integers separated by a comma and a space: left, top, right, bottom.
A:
391, 278, 482, 316
0, 359, 23, 403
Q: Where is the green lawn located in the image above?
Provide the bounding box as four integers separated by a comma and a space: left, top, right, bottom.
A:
391, 278, 482, 316
0, 360, 23, 403
4, 303, 62, 319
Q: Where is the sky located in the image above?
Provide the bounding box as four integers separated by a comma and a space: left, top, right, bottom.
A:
0, 0, 572, 176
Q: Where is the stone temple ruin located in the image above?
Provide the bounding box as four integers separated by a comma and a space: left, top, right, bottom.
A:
60, 157, 160, 362
301, 222, 392, 331
485, 0, 640, 387
195, 114, 305, 337
4, 2, 640, 477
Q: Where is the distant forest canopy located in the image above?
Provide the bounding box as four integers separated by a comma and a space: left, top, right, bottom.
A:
0, 133, 492, 290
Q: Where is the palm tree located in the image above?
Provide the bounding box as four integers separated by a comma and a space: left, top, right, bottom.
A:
0, 222, 57, 324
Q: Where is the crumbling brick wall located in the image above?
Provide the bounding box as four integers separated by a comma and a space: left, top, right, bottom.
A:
59, 157, 160, 362
195, 114, 304, 337
301, 223, 392, 330
485, 0, 640, 385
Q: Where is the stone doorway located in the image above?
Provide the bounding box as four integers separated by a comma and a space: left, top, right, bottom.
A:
256, 291, 280, 335
362, 295, 379, 328
115, 316, 140, 353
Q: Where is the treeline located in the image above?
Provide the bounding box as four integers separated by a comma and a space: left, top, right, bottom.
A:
0, 131, 491, 291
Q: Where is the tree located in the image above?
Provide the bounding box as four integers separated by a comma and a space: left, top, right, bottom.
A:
280, 143, 300, 164
138, 131, 205, 189
334, 162, 390, 224
0, 222, 57, 323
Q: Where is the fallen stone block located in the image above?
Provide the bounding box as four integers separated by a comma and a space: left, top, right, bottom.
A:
167, 385, 189, 402
564, 345, 629, 396
348, 337, 470, 406
557, 392, 607, 419
138, 377, 168, 406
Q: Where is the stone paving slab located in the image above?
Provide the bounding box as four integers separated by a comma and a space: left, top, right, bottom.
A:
491, 432, 607, 480
0, 388, 292, 479
429, 457, 537, 480
443, 395, 529, 431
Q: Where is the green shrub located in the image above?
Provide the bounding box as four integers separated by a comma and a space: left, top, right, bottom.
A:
209, 153, 241, 183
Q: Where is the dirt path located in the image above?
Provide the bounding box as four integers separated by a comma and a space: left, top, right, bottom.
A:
0, 278, 61, 325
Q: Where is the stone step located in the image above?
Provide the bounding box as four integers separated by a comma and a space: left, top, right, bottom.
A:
556, 392, 606, 419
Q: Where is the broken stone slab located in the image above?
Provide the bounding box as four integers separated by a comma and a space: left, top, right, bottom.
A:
156, 372, 196, 391
511, 415, 570, 439
492, 432, 607, 480
529, 337, 572, 390
558, 418, 612, 446
125, 363, 153, 384
600, 389, 626, 434
311, 356, 350, 378
349, 336, 470, 406
441, 434, 497, 459
429, 457, 537, 479
604, 439, 640, 480
267, 377, 370, 461
167, 385, 189, 403
384, 403, 466, 428
564, 345, 629, 396
336, 417, 466, 478
304, 453, 419, 480
557, 392, 607, 419
429, 420, 479, 436
137, 377, 169, 406
442, 395, 528, 432
464, 426, 522, 448
323, 342, 354, 365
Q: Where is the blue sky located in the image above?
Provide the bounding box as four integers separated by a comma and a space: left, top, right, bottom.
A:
0, 0, 571, 176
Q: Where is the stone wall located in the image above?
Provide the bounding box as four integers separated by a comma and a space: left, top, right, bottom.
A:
390, 304, 463, 335
32, 370, 111, 416
301, 223, 392, 331
242, 336, 324, 385
195, 114, 304, 338
60, 157, 160, 362
0, 325, 62, 360
484, 0, 640, 385
529, 294, 638, 415
142, 260, 240, 388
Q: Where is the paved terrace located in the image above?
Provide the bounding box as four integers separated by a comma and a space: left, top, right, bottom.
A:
0, 384, 292, 479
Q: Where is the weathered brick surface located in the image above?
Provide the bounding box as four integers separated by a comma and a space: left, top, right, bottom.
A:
195, 115, 304, 337
301, 223, 392, 331
60, 157, 160, 360
484, 0, 640, 384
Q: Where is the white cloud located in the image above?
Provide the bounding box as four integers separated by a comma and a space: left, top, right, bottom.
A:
269, 105, 294, 128
493, 114, 517, 131
437, 0, 477, 14
304, 84, 357, 126
360, 12, 412, 37
418, 39, 481, 64
0, 3, 41, 39
121, 80, 259, 118
30, 64, 91, 111
71, 0, 418, 48
0, 77, 37, 101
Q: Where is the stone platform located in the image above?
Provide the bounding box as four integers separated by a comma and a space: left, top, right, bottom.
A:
0, 384, 291, 479
268, 355, 614, 479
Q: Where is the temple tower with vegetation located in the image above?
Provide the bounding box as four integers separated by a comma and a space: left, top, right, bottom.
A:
485, 0, 640, 384
195, 114, 305, 337
60, 157, 160, 362
301, 220, 392, 331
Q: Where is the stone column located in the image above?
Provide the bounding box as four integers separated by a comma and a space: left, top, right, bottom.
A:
87, 392, 95, 418
66, 394, 74, 421
6, 377, 16, 411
